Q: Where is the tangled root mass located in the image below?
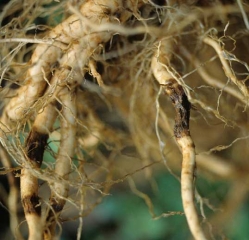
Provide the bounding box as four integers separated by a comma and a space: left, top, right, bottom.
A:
0, 0, 249, 239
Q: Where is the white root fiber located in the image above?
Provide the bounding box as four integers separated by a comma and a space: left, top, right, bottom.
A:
0, 0, 249, 239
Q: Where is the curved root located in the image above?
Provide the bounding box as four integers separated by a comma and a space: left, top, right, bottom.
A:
1, 1, 248, 239
45, 87, 77, 239
152, 39, 207, 240
22, 103, 57, 240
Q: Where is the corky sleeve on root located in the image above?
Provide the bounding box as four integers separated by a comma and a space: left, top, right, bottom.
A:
151, 39, 207, 240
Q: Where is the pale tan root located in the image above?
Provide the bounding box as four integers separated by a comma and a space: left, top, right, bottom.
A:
1, 1, 249, 240
89, 60, 104, 87
0, 0, 125, 131
15, 1, 134, 239
180, 46, 246, 105
20, 167, 43, 240
2, 2, 128, 237
203, 37, 249, 102
0, 148, 24, 240
178, 136, 207, 240
1, 44, 62, 131
45, 88, 76, 239
152, 39, 207, 240
21, 104, 57, 240
3, 2, 98, 124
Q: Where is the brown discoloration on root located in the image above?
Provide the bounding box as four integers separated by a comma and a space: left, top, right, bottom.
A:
163, 79, 191, 139
50, 198, 64, 213
22, 194, 41, 215
26, 128, 49, 166
45, 198, 64, 232
161, 78, 207, 239
44, 199, 64, 236
3, 1, 248, 239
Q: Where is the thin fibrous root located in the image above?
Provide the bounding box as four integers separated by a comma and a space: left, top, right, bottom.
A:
180, 46, 246, 105
152, 39, 207, 240
44, 87, 77, 239
203, 36, 249, 103
21, 103, 57, 240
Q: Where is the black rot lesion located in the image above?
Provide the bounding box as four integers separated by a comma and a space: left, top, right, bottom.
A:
50, 197, 64, 213
162, 79, 191, 139
22, 194, 41, 215
25, 128, 49, 167
45, 198, 65, 225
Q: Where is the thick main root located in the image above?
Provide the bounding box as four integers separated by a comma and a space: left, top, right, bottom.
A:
0, 0, 249, 239
1, 0, 130, 238
45, 88, 77, 239
22, 103, 57, 240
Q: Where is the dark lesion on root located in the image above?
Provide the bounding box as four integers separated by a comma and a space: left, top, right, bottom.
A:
26, 128, 49, 166
162, 79, 191, 139
50, 198, 64, 213
46, 198, 64, 218
45, 198, 65, 229
22, 194, 41, 215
